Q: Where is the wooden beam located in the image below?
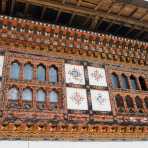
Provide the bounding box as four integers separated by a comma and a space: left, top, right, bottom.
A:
10, 0, 16, 15
24, 3, 29, 17
106, 2, 114, 14
40, 6, 46, 19
62, 0, 66, 4
105, 22, 113, 32
83, 15, 91, 25
56, 10, 61, 23
97, 18, 103, 28
135, 30, 145, 38
125, 27, 135, 36
139, 10, 148, 21
89, 16, 98, 30
94, 0, 103, 11
77, 0, 81, 7
69, 13, 75, 25
114, 25, 122, 34
16, 0, 148, 30
118, 4, 126, 16
1, 0, 7, 13
128, 7, 138, 17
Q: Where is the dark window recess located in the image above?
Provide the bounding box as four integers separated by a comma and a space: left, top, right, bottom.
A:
139, 76, 147, 91
130, 75, 138, 90
135, 96, 143, 109
125, 96, 135, 113
111, 73, 120, 88
121, 74, 129, 89
144, 97, 148, 109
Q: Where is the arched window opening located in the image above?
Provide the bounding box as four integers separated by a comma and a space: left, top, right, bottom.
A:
112, 73, 120, 88
139, 76, 147, 91
10, 62, 20, 80
37, 64, 46, 81
135, 96, 144, 113
130, 75, 138, 90
115, 95, 125, 113
121, 74, 129, 89
49, 90, 58, 103
36, 89, 46, 110
125, 96, 134, 113
144, 97, 148, 110
49, 66, 58, 83
37, 89, 46, 102
24, 64, 33, 80
49, 90, 58, 110
8, 87, 19, 100
22, 88, 32, 101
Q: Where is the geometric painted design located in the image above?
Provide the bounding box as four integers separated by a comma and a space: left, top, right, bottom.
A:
66, 87, 88, 110
65, 64, 85, 85
88, 66, 107, 87
0, 55, 4, 77
90, 89, 111, 111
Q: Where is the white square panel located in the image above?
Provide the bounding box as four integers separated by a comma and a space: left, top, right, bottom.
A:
0, 56, 4, 77
65, 64, 85, 85
88, 66, 107, 87
66, 87, 88, 110
90, 89, 111, 112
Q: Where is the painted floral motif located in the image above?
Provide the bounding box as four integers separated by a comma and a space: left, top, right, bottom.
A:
70, 91, 85, 106
66, 87, 88, 110
88, 66, 107, 87
91, 70, 103, 81
65, 64, 85, 85
96, 93, 105, 105
68, 67, 82, 82
90, 89, 111, 111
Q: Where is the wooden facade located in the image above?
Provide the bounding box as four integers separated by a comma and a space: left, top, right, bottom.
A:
0, 15, 147, 140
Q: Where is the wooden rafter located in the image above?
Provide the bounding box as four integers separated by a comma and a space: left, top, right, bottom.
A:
128, 7, 138, 17
24, 3, 29, 17
89, 16, 98, 30
69, 13, 75, 25
1, 0, 7, 13
94, 0, 103, 11
10, 0, 16, 15
135, 30, 145, 38
125, 27, 135, 36
40, 6, 46, 19
15, 0, 148, 31
56, 10, 61, 23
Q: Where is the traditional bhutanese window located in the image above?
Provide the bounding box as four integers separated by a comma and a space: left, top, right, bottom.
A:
49, 66, 58, 83
10, 62, 20, 80
22, 88, 32, 101
8, 87, 19, 100
24, 64, 33, 80
121, 74, 129, 89
36, 89, 46, 102
125, 95, 134, 113
111, 73, 120, 88
49, 90, 58, 103
135, 96, 144, 113
130, 75, 138, 90
139, 76, 147, 91
37, 64, 46, 81
49, 90, 58, 110
115, 95, 125, 112
144, 97, 148, 109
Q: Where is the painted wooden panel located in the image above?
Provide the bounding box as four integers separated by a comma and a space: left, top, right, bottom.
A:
0, 56, 4, 77
66, 87, 88, 110
88, 66, 107, 87
90, 89, 111, 111
65, 64, 85, 85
